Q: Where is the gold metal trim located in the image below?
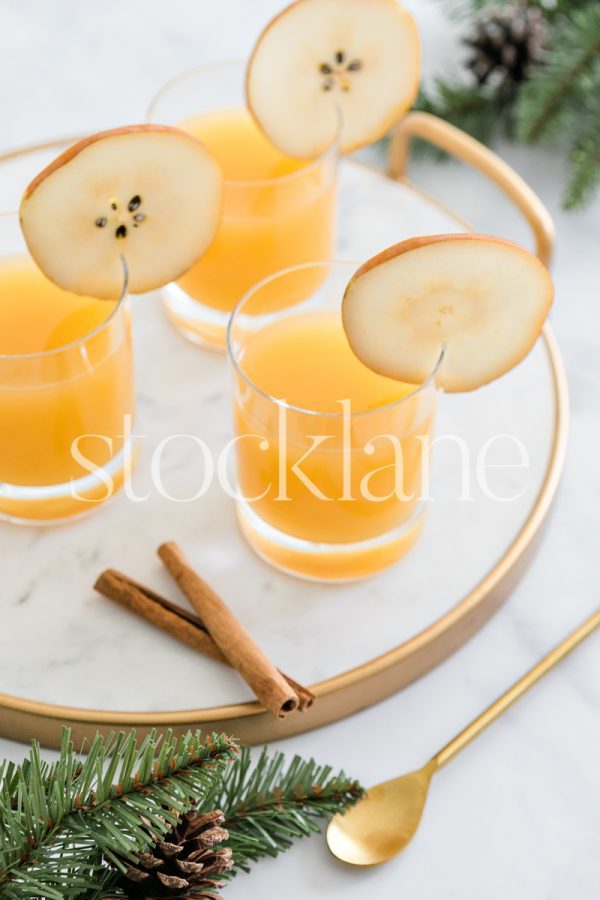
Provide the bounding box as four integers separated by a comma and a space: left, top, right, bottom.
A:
389, 112, 555, 266
0, 133, 568, 748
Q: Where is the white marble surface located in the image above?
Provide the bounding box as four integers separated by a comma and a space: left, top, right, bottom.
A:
1, 2, 599, 899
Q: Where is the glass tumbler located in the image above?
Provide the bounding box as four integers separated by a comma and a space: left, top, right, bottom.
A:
0, 212, 135, 524
148, 60, 339, 349
227, 261, 441, 582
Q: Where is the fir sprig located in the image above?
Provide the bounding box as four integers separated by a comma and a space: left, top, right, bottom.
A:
515, 6, 600, 143
0, 729, 238, 899
202, 747, 364, 874
414, 0, 600, 209
0, 732, 363, 899
514, 4, 600, 207
564, 113, 600, 210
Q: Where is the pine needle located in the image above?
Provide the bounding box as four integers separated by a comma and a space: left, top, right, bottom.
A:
515, 6, 600, 143
0, 733, 363, 898
564, 114, 600, 209
200, 747, 364, 875
0, 728, 237, 898
405, 0, 600, 210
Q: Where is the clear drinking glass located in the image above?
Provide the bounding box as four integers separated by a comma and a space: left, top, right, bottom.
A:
227, 261, 441, 582
148, 60, 339, 350
0, 212, 135, 524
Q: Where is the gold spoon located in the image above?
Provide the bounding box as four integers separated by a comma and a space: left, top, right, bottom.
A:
328, 607, 600, 867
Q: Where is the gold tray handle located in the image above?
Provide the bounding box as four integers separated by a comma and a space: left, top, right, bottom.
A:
389, 112, 554, 267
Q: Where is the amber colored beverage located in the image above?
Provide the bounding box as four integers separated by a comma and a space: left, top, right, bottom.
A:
177, 108, 336, 317
148, 62, 338, 349
228, 263, 439, 582
0, 255, 134, 523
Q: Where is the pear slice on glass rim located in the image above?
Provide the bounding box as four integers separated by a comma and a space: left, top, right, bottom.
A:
342, 234, 554, 393
20, 125, 223, 299
246, 0, 420, 158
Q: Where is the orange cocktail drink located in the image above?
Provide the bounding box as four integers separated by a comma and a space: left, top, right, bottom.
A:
148, 61, 338, 348
0, 222, 134, 523
227, 262, 439, 582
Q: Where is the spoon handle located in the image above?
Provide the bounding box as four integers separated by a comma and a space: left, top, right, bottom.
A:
431, 607, 600, 770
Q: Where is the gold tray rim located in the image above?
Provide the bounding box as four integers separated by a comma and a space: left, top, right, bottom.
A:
0, 140, 569, 748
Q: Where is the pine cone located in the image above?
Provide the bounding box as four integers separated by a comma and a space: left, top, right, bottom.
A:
118, 809, 233, 899
464, 3, 548, 91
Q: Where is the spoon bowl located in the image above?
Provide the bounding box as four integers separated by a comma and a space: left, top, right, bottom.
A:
327, 762, 434, 866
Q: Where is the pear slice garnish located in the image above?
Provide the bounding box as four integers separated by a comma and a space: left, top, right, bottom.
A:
20, 125, 222, 298
247, 0, 420, 158
342, 234, 554, 392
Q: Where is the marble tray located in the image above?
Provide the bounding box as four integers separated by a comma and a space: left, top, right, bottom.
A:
0, 143, 568, 747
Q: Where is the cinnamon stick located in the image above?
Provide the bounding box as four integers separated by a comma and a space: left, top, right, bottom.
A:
158, 541, 302, 719
94, 569, 227, 664
94, 567, 314, 714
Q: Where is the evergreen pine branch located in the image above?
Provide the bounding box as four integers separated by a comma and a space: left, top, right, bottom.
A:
0, 734, 363, 899
0, 729, 237, 899
563, 113, 600, 209
515, 5, 600, 143
200, 747, 364, 875
411, 1, 600, 210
